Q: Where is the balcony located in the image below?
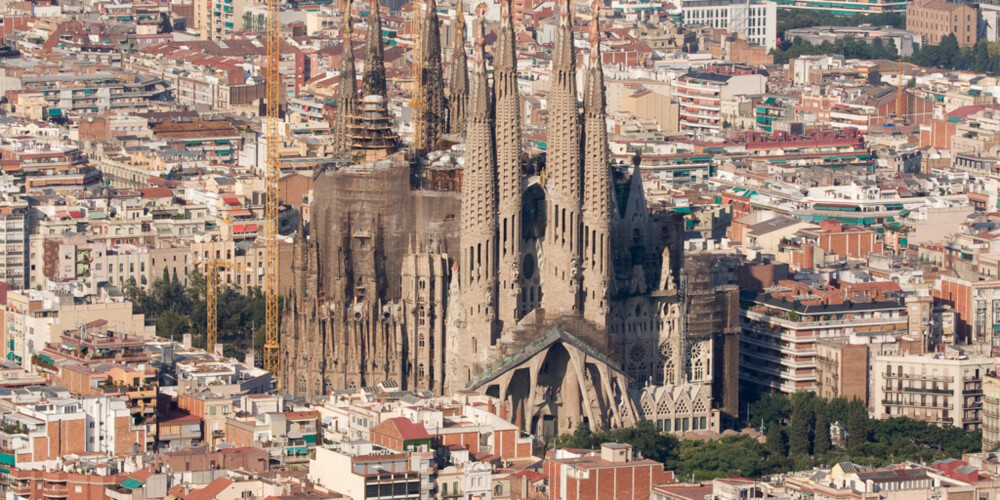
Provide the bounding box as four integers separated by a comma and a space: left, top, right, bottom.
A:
9, 482, 31, 495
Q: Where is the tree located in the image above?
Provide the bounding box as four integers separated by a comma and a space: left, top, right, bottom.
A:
814, 399, 831, 455
766, 424, 787, 458
846, 399, 873, 449
788, 392, 815, 456
156, 310, 189, 340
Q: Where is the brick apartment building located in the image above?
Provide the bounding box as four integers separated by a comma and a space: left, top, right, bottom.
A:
906, 0, 980, 47
544, 444, 676, 500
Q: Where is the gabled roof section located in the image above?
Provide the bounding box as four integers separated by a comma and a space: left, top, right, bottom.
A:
468, 324, 624, 389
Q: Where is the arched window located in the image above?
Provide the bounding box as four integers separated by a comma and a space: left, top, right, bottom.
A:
418, 363, 425, 379
693, 359, 704, 381
418, 334, 426, 348
297, 376, 306, 395
314, 379, 321, 395
494, 484, 503, 495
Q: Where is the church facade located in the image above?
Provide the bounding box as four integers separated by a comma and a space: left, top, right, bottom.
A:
280, 0, 739, 439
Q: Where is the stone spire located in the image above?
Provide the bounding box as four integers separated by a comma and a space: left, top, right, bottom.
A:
540, 0, 582, 316
446, 0, 468, 135
455, 2, 498, 386
361, 0, 386, 99
581, 0, 614, 328
495, 0, 522, 329
415, 0, 447, 151
334, 0, 358, 154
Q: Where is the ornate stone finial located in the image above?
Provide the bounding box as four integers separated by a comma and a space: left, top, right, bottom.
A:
560, 0, 572, 25
500, 0, 512, 23
474, 3, 488, 64
344, 0, 354, 35
455, 0, 465, 34
589, 0, 600, 58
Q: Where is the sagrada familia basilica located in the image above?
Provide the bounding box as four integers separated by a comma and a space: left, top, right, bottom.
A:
281, 0, 741, 439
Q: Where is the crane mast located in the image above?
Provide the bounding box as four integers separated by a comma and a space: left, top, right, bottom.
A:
263, 0, 281, 380
196, 245, 253, 356
409, 0, 426, 152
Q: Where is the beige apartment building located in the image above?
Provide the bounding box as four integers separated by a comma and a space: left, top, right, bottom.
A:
871, 351, 993, 430
906, 0, 980, 47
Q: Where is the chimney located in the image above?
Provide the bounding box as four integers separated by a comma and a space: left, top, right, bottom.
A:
182, 333, 192, 349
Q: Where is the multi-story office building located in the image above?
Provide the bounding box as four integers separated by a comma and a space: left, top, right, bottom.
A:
740, 287, 909, 394
0, 200, 29, 288
871, 351, 992, 430
906, 0, 980, 47
680, 0, 777, 50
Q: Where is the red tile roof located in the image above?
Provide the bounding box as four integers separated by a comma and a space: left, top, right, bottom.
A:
388, 417, 431, 441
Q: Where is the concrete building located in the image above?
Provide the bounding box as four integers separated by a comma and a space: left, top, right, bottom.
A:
674, 66, 768, 136
680, 0, 777, 51
770, 0, 909, 13
309, 442, 422, 500
815, 339, 870, 405
983, 371, 1000, 451
0, 200, 28, 289
740, 286, 908, 394
544, 444, 676, 500
906, 0, 980, 47
871, 351, 993, 430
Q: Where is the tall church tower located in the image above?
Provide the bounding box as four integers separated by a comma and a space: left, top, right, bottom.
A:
333, 0, 357, 154
540, 0, 582, 316
446, 0, 468, 136
580, 0, 614, 329
453, 3, 498, 386
361, 0, 387, 99
416, 0, 447, 150
495, 0, 523, 329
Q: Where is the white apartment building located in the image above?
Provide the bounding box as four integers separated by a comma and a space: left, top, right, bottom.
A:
871, 352, 993, 430
0, 200, 29, 288
680, 0, 778, 51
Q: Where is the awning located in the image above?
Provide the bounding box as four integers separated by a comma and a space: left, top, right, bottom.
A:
69, 211, 83, 219
233, 224, 245, 233
119, 478, 144, 489
672, 207, 692, 214
228, 209, 252, 217
223, 197, 240, 205
246, 224, 259, 232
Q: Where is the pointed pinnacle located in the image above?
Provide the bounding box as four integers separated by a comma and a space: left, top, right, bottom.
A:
474, 3, 486, 66
589, 0, 599, 59
344, 0, 354, 35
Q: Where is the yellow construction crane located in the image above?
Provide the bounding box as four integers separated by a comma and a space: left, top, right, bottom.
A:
263, 0, 281, 379
194, 248, 253, 355
409, 0, 426, 152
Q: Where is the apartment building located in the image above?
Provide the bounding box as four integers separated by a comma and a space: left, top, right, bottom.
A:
740, 285, 908, 394
544, 444, 677, 500
771, 0, 909, 13
674, 66, 767, 136
815, 339, 870, 404
0, 200, 28, 288
871, 351, 992, 430
907, 0, 980, 47
205, 0, 251, 40
308, 442, 425, 500
680, 0, 777, 50
16, 72, 168, 117
983, 371, 1000, 451
936, 275, 1000, 349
